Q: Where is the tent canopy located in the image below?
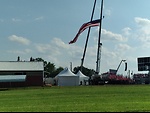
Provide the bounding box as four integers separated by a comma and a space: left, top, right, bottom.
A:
55, 67, 79, 86
77, 70, 89, 85
57, 67, 77, 77
77, 70, 89, 78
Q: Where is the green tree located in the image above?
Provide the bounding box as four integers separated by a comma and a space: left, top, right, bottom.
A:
33, 57, 63, 78
49, 67, 64, 78
73, 66, 95, 77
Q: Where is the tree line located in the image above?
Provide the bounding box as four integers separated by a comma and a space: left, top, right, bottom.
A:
32, 57, 134, 85
32, 57, 95, 78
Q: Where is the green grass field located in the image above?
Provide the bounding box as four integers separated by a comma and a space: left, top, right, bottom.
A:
0, 85, 150, 112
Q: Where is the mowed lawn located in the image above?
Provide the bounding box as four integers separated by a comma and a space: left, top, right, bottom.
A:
0, 85, 150, 112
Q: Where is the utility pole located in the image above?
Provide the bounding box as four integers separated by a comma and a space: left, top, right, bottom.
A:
95, 42, 102, 74
80, 0, 97, 72
70, 62, 72, 72
95, 0, 103, 75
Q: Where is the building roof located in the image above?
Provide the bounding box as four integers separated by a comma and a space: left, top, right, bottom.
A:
0, 61, 44, 71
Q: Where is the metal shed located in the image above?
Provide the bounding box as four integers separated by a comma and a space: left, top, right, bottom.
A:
0, 61, 44, 88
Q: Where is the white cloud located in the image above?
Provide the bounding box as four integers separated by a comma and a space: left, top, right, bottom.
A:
135, 17, 150, 35
100, 47, 119, 72
33, 36, 130, 72
8, 35, 31, 45
35, 16, 44, 21
34, 38, 84, 68
134, 17, 150, 48
122, 27, 132, 36
101, 29, 127, 42
135, 17, 150, 26
35, 43, 61, 55
12, 18, 21, 22
115, 43, 131, 52
51, 38, 69, 49
35, 37, 69, 55
8, 49, 32, 55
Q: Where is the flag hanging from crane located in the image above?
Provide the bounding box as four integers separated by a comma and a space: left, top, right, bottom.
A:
69, 19, 100, 44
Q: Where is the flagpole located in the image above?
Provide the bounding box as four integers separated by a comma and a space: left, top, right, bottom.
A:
80, 0, 97, 72
95, 0, 103, 75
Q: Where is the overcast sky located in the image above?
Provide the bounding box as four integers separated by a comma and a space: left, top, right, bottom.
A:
1, 0, 150, 75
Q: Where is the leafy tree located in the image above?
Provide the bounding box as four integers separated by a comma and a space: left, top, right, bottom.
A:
33, 57, 63, 78
46, 62, 55, 74
73, 66, 95, 77
49, 67, 64, 78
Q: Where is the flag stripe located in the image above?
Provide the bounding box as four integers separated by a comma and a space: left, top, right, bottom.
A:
69, 19, 100, 44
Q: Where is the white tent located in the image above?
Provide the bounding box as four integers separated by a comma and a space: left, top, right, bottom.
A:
77, 70, 89, 85
55, 67, 79, 86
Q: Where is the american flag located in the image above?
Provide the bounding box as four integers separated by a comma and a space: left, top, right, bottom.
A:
69, 19, 100, 44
